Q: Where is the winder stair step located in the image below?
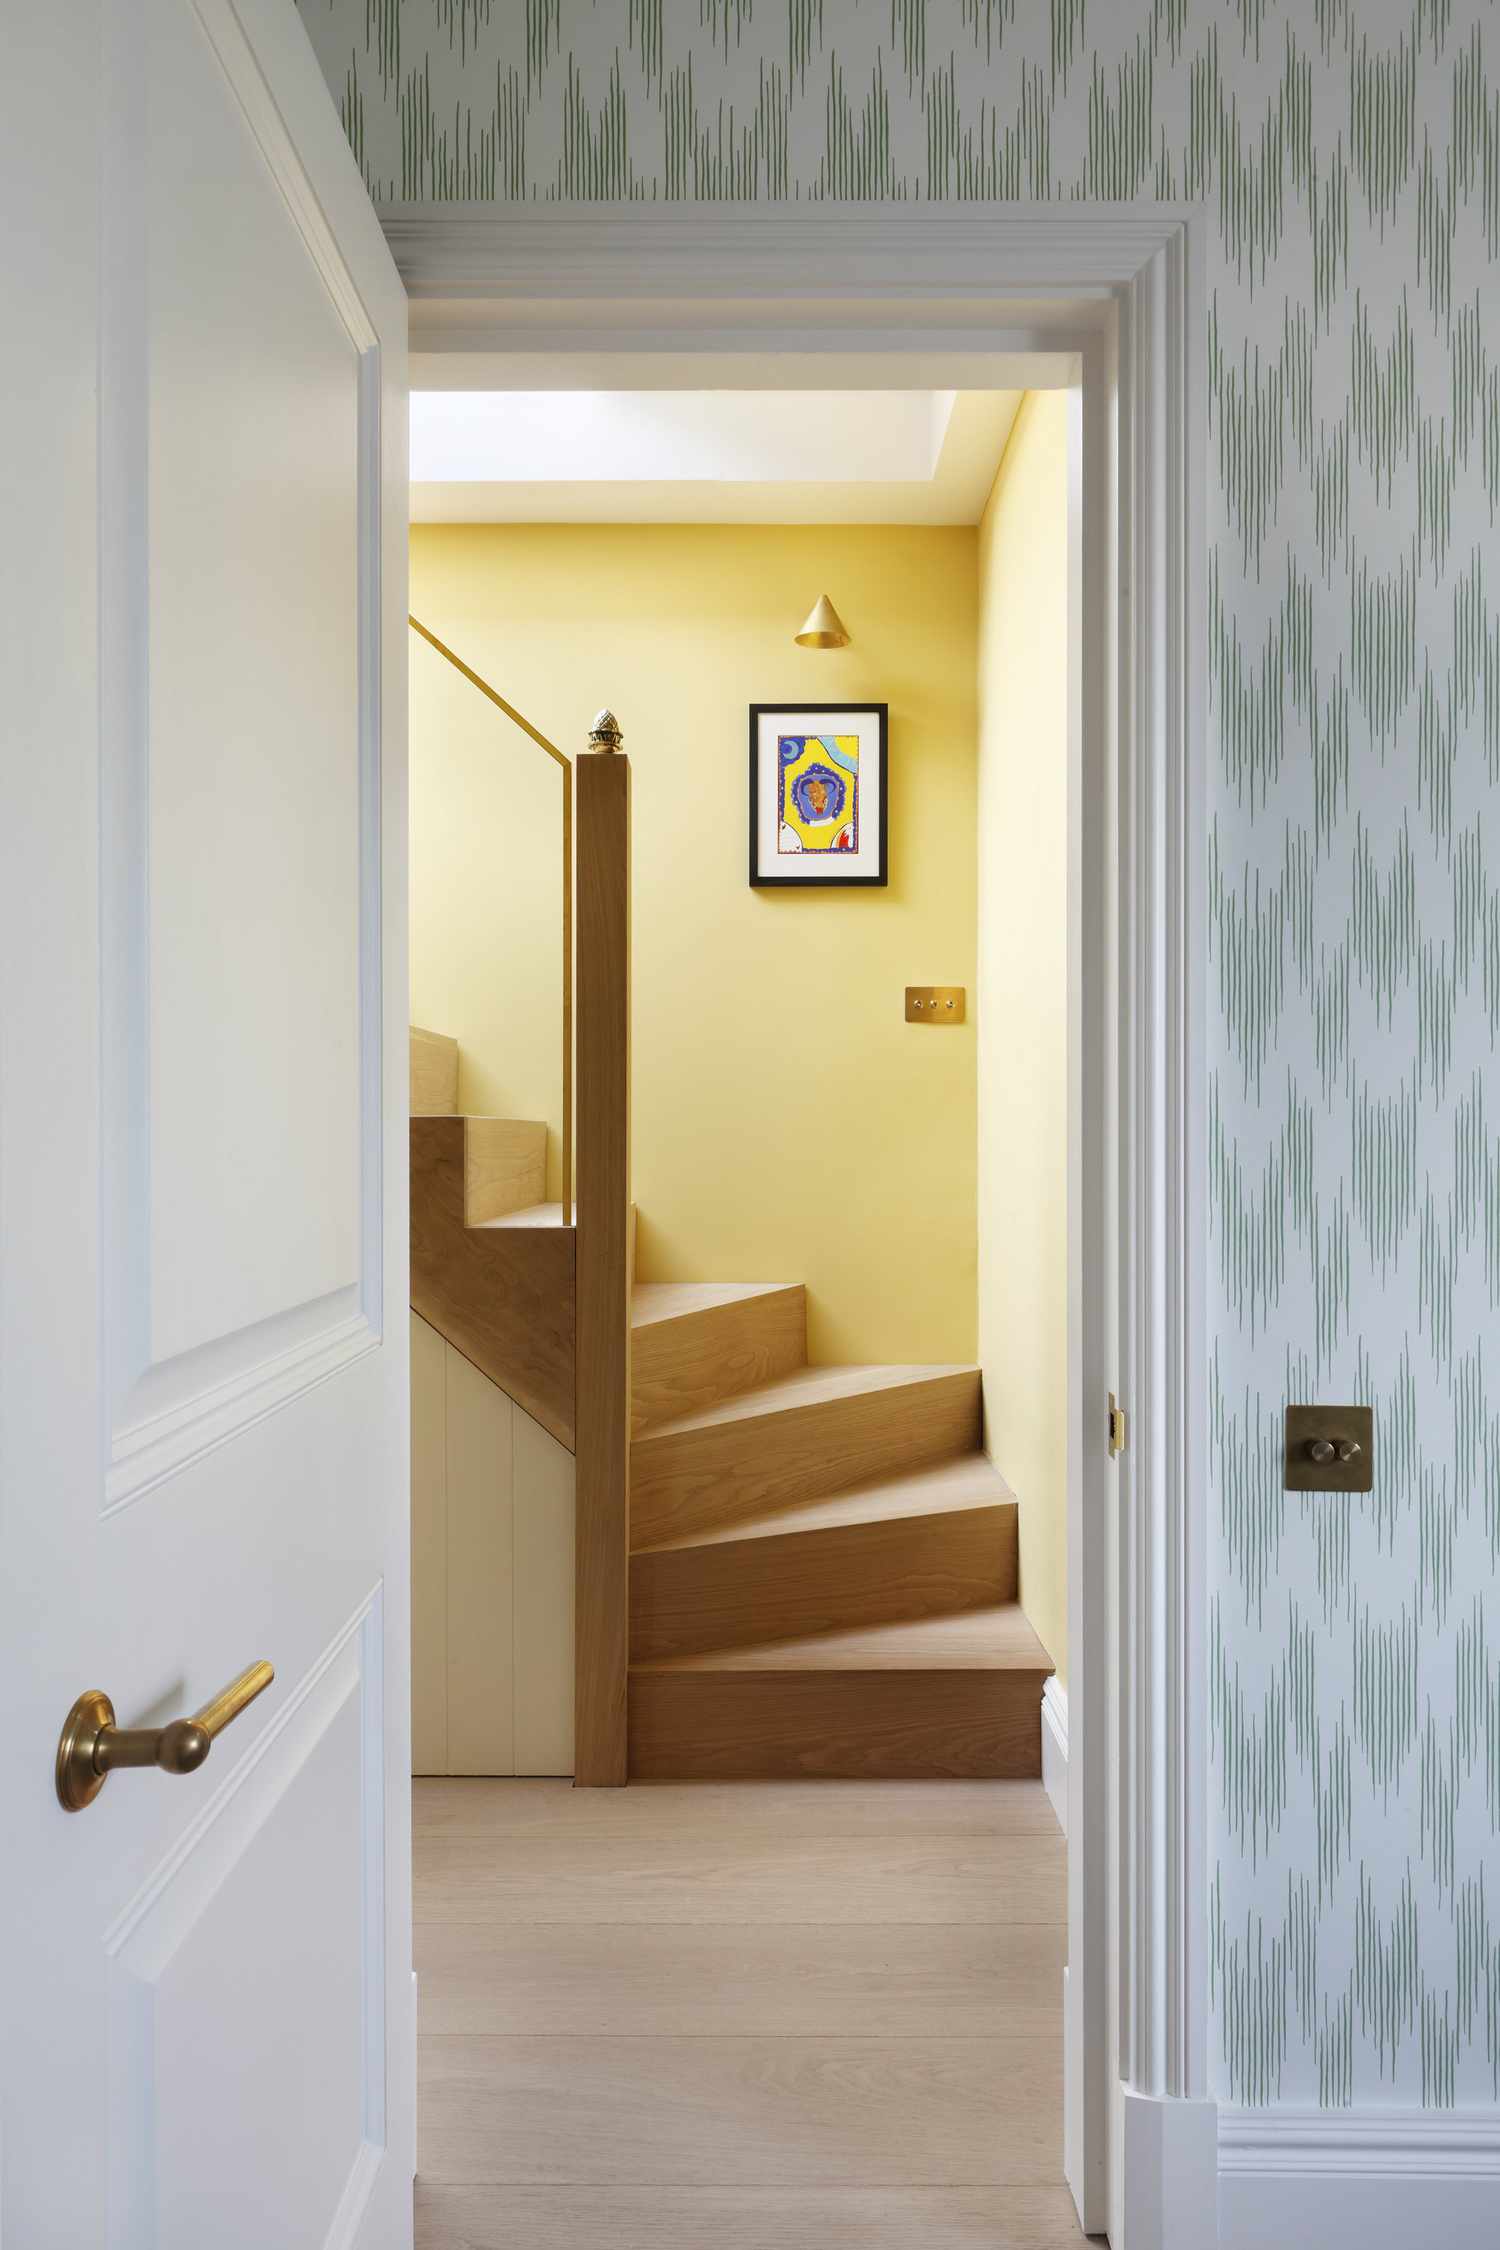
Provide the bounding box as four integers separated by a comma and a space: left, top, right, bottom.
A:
631, 1454, 1018, 1660
631, 1281, 807, 1433
630, 1362, 982, 1549
628, 1604, 1053, 1780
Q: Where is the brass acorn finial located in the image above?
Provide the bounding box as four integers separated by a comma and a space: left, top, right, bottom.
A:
587, 708, 623, 753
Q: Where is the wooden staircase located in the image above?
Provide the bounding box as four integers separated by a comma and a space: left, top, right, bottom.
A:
412, 1017, 1052, 1782
627, 1281, 1050, 1778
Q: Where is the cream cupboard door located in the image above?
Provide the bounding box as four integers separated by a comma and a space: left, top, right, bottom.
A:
0, 5, 411, 2244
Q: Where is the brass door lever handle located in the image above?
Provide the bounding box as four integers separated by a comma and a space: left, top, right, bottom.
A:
55, 1660, 274, 1813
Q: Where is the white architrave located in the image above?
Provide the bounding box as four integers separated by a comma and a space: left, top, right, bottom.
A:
384, 205, 1210, 2246
1113, 219, 1219, 2250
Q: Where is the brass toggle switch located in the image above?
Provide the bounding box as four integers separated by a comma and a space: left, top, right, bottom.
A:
906, 985, 966, 1024
1283, 1405, 1373, 1493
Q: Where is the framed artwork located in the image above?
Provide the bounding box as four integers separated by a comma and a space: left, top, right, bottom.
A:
748, 703, 889, 888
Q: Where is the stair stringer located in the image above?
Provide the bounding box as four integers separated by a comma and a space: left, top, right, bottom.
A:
411, 1115, 575, 1450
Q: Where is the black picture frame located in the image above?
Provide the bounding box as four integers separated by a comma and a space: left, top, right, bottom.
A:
747, 702, 889, 888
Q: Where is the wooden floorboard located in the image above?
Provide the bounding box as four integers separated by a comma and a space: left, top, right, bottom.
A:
419, 2033, 1062, 2184
414, 1775, 1063, 1838
414, 1829, 1066, 1924
416, 2183, 1088, 2249
415, 1777, 1081, 2244
415, 1919, 1067, 2037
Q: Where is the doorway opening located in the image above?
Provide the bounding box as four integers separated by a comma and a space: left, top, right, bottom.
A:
405, 365, 1088, 2244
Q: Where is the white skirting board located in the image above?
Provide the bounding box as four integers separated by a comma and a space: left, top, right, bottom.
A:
1217, 2108, 1500, 2249
1041, 1675, 1068, 1833
1104, 2100, 1500, 2247
1119, 2091, 1220, 2250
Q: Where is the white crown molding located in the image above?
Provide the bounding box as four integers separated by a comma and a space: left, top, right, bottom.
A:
379, 201, 1201, 299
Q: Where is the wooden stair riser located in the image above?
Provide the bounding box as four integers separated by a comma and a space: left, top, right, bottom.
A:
464, 1117, 547, 1224
631, 1285, 807, 1434
630, 1502, 1017, 1661
631, 1370, 981, 1548
410, 1024, 459, 1114
627, 1668, 1048, 1781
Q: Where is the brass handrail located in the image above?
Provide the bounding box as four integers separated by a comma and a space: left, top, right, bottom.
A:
409, 616, 573, 1227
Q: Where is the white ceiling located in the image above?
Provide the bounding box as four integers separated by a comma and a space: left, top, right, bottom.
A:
409, 388, 1024, 525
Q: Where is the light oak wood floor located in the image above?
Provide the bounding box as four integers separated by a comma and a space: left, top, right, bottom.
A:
414, 1777, 1088, 2250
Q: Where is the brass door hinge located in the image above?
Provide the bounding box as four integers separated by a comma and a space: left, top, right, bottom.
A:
1108, 1392, 1128, 1458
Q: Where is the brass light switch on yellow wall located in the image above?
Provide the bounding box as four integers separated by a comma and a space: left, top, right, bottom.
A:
906, 986, 966, 1023
1284, 1404, 1374, 1493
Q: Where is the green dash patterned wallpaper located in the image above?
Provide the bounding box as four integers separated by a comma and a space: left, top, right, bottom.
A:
294, 0, 1500, 2110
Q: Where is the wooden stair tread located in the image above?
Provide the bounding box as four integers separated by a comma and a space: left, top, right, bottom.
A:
477, 1199, 638, 1236
476, 1201, 575, 1231
635, 1454, 1016, 1556
632, 1604, 1053, 1675
637, 1361, 978, 1442
631, 1280, 801, 1329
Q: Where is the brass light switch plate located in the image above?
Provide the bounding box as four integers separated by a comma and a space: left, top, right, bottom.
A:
906, 986, 966, 1024
1284, 1404, 1374, 1493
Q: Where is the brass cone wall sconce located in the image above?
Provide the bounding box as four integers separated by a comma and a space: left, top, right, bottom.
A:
794, 594, 851, 649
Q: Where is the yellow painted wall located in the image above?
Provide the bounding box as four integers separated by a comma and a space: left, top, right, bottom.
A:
976, 392, 1070, 1682
410, 523, 979, 1366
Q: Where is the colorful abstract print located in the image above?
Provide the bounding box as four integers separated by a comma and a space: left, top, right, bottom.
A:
779, 733, 858, 855
295, 0, 1500, 2112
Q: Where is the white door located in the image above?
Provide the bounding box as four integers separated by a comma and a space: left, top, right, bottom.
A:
0, 5, 411, 2244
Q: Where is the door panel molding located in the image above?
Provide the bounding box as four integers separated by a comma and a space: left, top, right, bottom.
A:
98, 0, 389, 1512
105, 1287, 373, 1514
105, 1592, 387, 2247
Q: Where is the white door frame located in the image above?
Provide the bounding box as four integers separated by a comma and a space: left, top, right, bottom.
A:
385, 205, 1213, 2246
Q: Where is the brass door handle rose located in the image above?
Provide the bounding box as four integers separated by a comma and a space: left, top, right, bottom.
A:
55, 1660, 274, 1813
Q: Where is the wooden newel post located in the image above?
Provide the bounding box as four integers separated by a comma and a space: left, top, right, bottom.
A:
574, 709, 631, 1786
